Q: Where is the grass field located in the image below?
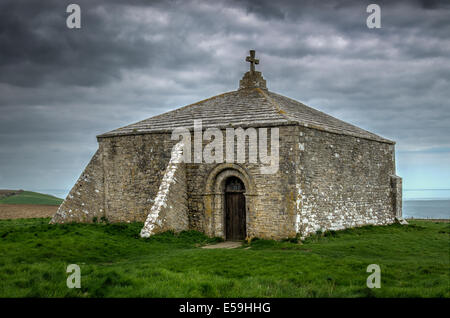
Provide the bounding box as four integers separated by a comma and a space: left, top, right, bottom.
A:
0, 218, 448, 297
0, 191, 63, 206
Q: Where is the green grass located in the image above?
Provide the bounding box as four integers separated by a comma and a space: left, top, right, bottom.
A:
0, 219, 448, 297
0, 191, 63, 206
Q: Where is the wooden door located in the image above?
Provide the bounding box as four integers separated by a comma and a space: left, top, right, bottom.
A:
225, 177, 246, 240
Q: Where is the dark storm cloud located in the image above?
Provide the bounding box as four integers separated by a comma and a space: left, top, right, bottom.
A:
0, 0, 449, 192
0, 0, 217, 87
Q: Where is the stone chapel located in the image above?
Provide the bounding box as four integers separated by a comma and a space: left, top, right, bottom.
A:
51, 51, 404, 240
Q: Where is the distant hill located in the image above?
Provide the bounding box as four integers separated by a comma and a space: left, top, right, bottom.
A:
0, 190, 63, 206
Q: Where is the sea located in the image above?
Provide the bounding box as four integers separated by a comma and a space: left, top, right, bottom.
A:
35, 188, 450, 220
402, 189, 450, 219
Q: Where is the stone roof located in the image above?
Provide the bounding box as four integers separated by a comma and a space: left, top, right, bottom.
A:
98, 85, 393, 144
98, 51, 393, 144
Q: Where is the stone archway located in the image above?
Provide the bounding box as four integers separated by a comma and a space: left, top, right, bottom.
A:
203, 164, 256, 238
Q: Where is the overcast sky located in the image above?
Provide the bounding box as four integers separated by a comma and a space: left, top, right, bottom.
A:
0, 0, 449, 197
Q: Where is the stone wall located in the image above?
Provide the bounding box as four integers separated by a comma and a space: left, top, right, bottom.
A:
140, 142, 188, 237
186, 125, 300, 239
51, 133, 176, 224
293, 125, 399, 238
101, 133, 175, 222
390, 175, 405, 224
96, 128, 292, 239
50, 148, 105, 223
52, 124, 400, 240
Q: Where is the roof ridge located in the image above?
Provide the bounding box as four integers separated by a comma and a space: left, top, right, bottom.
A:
254, 88, 294, 123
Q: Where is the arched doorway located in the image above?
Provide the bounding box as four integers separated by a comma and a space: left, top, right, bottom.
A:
225, 176, 246, 240
203, 164, 256, 239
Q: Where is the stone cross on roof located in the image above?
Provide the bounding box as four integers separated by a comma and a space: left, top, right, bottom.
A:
239, 50, 266, 90
245, 50, 259, 73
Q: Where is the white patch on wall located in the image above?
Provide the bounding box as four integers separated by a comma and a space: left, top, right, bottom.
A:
295, 214, 301, 233
295, 184, 304, 210
140, 141, 184, 238
299, 143, 305, 151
